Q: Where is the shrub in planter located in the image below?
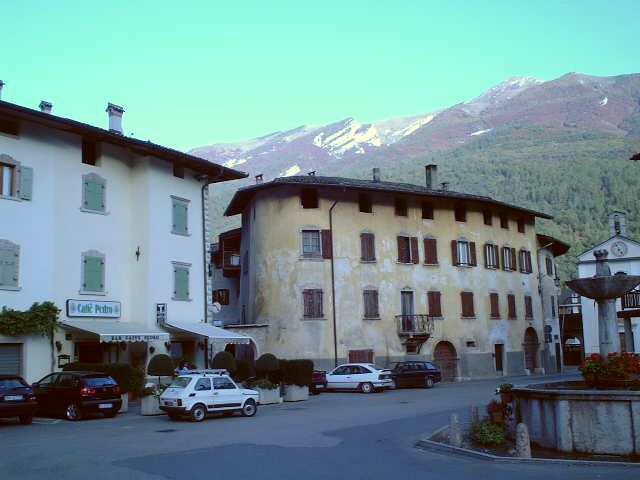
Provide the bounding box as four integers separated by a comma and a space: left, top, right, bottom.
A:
281, 359, 313, 402
212, 351, 237, 374
233, 359, 251, 382
250, 378, 282, 405
256, 353, 280, 382
495, 383, 514, 403
147, 354, 174, 377
470, 419, 506, 447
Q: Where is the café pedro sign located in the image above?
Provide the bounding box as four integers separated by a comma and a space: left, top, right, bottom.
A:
66, 300, 121, 318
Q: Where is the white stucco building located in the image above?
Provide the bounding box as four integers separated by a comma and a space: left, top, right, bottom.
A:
578, 212, 640, 356
0, 95, 249, 382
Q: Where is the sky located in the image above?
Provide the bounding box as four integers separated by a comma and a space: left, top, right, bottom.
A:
1, 1, 639, 151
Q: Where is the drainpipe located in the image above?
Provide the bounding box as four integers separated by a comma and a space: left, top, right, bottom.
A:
329, 200, 339, 368
201, 168, 224, 368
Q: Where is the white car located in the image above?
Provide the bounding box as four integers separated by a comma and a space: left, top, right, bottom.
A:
325, 363, 394, 393
159, 370, 259, 421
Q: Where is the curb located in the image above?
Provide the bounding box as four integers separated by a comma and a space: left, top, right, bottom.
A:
416, 427, 640, 468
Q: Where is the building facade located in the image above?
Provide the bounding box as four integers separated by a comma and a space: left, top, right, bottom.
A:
578, 212, 640, 355
0, 98, 247, 382
222, 168, 565, 379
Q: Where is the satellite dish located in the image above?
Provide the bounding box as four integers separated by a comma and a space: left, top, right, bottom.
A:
211, 302, 222, 314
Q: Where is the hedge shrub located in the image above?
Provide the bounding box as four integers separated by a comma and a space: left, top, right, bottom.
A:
233, 359, 251, 382
62, 362, 144, 394
281, 359, 313, 387
470, 419, 507, 447
212, 351, 237, 373
147, 354, 175, 377
256, 353, 280, 382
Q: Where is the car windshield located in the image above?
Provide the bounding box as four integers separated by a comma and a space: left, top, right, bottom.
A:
0, 378, 27, 389
83, 376, 117, 387
169, 377, 193, 388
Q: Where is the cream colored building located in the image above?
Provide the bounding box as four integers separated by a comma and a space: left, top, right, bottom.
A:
222, 167, 566, 379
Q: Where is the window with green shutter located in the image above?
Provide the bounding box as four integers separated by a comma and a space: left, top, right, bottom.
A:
82, 174, 106, 213
18, 166, 33, 201
173, 264, 190, 300
0, 240, 20, 289
172, 197, 189, 235
82, 252, 105, 293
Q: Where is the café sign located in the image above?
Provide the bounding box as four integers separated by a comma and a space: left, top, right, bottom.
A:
67, 300, 121, 318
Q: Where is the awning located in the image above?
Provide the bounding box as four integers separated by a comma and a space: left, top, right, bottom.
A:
60, 320, 170, 343
164, 321, 251, 345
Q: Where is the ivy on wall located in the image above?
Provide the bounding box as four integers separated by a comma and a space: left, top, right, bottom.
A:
0, 302, 60, 338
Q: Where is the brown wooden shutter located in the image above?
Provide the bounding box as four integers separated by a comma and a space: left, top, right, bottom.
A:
525, 295, 533, 318
501, 247, 507, 271
526, 251, 532, 273
461, 292, 474, 317
397, 236, 405, 262
428, 291, 441, 317
314, 289, 323, 317
424, 238, 437, 264
410, 237, 419, 264
483, 243, 489, 268
507, 294, 516, 319
303, 290, 312, 317
490, 293, 499, 318
321, 230, 332, 259
469, 242, 477, 266
451, 240, 458, 266
360, 233, 370, 261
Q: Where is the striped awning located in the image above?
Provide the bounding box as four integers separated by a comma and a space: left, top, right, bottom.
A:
60, 320, 170, 343
163, 321, 251, 345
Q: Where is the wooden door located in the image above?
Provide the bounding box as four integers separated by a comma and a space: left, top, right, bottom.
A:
433, 342, 457, 381
523, 328, 539, 371
494, 344, 504, 373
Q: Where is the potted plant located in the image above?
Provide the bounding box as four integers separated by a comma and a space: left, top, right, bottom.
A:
212, 351, 237, 374
580, 352, 640, 389
251, 378, 282, 405
495, 383, 513, 403
143, 354, 175, 415
486, 399, 505, 424
282, 359, 313, 402
141, 382, 167, 415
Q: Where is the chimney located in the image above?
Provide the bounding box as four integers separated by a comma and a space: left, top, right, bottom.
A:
440, 182, 449, 191
255, 174, 263, 184
372, 168, 380, 182
425, 164, 438, 189
39, 101, 52, 113
308, 171, 316, 176
106, 103, 124, 134
0, 80, 4, 100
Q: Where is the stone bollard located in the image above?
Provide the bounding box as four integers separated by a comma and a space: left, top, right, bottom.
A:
469, 405, 479, 424
448, 413, 463, 447
515, 422, 532, 458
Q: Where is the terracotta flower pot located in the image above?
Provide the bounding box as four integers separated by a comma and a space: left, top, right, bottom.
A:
491, 411, 503, 424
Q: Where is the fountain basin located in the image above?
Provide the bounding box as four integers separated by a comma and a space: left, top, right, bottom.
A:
565, 276, 640, 300
513, 382, 640, 456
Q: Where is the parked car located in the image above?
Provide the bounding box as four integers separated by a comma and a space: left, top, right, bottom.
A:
0, 375, 37, 424
325, 363, 393, 393
310, 370, 327, 394
32, 371, 122, 421
391, 361, 442, 388
159, 370, 259, 422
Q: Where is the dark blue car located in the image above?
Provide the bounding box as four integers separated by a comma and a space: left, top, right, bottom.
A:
0, 375, 37, 424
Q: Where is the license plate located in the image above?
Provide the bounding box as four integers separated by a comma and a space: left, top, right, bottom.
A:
98, 403, 112, 409
5, 395, 24, 401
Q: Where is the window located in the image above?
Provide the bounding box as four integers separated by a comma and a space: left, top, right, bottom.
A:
0, 118, 19, 136
519, 250, 533, 274
301, 188, 318, 209
461, 292, 475, 318
303, 289, 323, 318
0, 155, 32, 200
358, 194, 372, 213
421, 201, 434, 220
213, 377, 236, 390
501, 247, 516, 271
173, 263, 190, 300
171, 197, 189, 235
81, 139, 98, 165
524, 296, 533, 318
489, 293, 500, 318
81, 251, 105, 293
173, 164, 185, 179
397, 235, 419, 264
423, 237, 438, 265
483, 210, 492, 226
427, 291, 442, 317
195, 378, 211, 391
363, 290, 379, 318
360, 233, 376, 261
451, 240, 476, 266
394, 198, 407, 216
517, 218, 526, 233
550, 296, 556, 317
81, 173, 106, 213
545, 257, 553, 276
507, 294, 517, 319
213, 289, 230, 305
0, 162, 15, 196
484, 243, 499, 269
454, 205, 466, 222
500, 214, 509, 229
0, 240, 20, 290
301, 229, 332, 259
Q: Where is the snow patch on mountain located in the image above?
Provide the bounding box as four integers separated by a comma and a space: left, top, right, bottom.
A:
599, 97, 608, 106
469, 128, 493, 136
282, 164, 301, 177
223, 158, 247, 168
463, 76, 543, 115
313, 118, 383, 156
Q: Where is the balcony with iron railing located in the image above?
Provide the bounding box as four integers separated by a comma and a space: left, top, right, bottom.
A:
622, 290, 640, 310
395, 314, 435, 336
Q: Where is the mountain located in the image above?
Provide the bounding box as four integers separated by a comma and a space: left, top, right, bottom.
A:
193, 72, 640, 278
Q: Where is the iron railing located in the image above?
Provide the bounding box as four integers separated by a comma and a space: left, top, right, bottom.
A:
395, 314, 435, 335
622, 290, 640, 309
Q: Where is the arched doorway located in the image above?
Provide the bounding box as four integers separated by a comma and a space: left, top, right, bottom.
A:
433, 341, 458, 381
524, 328, 539, 371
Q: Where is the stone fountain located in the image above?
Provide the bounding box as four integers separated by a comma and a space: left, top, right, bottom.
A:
565, 249, 640, 357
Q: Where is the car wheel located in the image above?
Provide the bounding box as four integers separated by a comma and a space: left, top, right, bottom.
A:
190, 404, 207, 422
241, 399, 257, 417
65, 403, 82, 421
168, 413, 181, 421
18, 415, 33, 425
425, 376, 434, 389
103, 410, 118, 418
360, 382, 374, 394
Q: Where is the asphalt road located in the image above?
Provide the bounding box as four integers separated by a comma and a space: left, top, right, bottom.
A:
0, 372, 631, 479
